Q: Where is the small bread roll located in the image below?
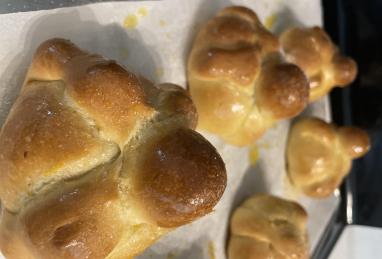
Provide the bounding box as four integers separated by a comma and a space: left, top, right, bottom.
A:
280, 27, 357, 102
287, 117, 370, 198
0, 39, 227, 259
228, 195, 309, 259
188, 6, 309, 146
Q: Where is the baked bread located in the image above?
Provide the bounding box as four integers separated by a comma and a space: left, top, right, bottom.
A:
0, 39, 227, 259
287, 117, 369, 198
187, 6, 309, 146
280, 27, 357, 102
228, 195, 309, 259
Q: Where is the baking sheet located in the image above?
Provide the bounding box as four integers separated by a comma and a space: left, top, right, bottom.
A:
0, 0, 338, 258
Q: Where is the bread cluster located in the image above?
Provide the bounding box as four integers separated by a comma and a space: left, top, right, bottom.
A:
228, 195, 309, 259
188, 6, 310, 146
188, 7, 358, 146
287, 117, 370, 198
187, 6, 368, 259
0, 39, 227, 259
280, 27, 357, 101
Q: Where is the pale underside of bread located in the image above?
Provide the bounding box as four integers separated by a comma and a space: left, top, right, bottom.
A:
0, 38, 226, 259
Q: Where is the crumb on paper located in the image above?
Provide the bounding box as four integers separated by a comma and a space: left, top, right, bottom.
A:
208, 241, 216, 259
160, 19, 167, 27
165, 32, 172, 39
138, 7, 148, 17
120, 47, 129, 59
155, 67, 164, 78
249, 145, 259, 166
124, 14, 138, 29
167, 251, 176, 259
264, 14, 277, 30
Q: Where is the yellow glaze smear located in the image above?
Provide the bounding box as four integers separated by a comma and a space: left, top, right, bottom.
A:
264, 14, 277, 30
124, 7, 149, 29
249, 145, 259, 166
124, 14, 138, 29
159, 19, 167, 27
208, 241, 216, 259
167, 251, 176, 259
138, 7, 148, 17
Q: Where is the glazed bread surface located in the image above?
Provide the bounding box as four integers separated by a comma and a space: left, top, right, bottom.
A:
287, 117, 369, 198
188, 6, 309, 146
280, 27, 357, 102
0, 39, 227, 259
228, 195, 309, 259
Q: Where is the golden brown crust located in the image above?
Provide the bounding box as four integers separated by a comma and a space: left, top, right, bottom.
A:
155, 83, 198, 129
26, 38, 155, 143
0, 39, 227, 258
338, 127, 370, 158
287, 117, 370, 198
229, 236, 284, 259
130, 128, 226, 228
193, 47, 260, 87
0, 162, 123, 259
23, 175, 122, 259
0, 81, 119, 212
256, 63, 309, 119
136, 77, 198, 129
280, 27, 358, 101
218, 6, 262, 23
228, 195, 309, 259
188, 6, 309, 146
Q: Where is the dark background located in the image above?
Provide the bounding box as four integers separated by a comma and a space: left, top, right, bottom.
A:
324, 0, 382, 228
314, 0, 382, 258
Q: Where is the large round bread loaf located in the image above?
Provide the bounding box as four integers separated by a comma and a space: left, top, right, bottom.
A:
0, 39, 227, 259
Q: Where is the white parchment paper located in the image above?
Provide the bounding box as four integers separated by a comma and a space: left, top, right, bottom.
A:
0, 1, 338, 258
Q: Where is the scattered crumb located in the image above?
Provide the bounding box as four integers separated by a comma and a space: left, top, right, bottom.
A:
120, 47, 129, 59
165, 32, 172, 39
123, 8, 149, 29
159, 19, 167, 27
123, 14, 138, 29
208, 241, 216, 259
264, 14, 277, 30
249, 145, 259, 166
138, 7, 148, 17
167, 251, 176, 259
155, 68, 164, 78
